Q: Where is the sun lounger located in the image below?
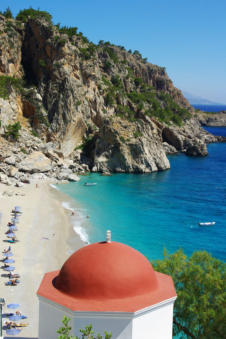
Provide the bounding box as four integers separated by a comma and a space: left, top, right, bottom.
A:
15, 322, 29, 327
5, 282, 19, 286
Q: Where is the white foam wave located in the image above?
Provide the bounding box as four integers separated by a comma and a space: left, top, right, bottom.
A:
62, 201, 90, 244
62, 201, 74, 212
49, 183, 60, 191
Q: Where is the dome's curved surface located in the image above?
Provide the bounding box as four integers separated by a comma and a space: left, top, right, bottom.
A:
54, 241, 158, 299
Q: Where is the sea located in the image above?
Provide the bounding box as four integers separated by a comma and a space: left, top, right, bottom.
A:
58, 105, 226, 262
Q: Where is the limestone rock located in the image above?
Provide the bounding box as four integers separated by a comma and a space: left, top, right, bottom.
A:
15, 182, 24, 187
162, 127, 184, 151
18, 151, 52, 173
0, 173, 9, 184
92, 118, 170, 173
163, 142, 178, 154
185, 141, 208, 157
9, 167, 18, 177
5, 156, 17, 166
67, 174, 80, 182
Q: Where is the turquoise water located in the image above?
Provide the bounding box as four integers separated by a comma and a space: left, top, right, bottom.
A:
58, 137, 226, 262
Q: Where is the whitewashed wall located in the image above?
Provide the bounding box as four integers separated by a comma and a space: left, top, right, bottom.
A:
132, 299, 176, 339
38, 296, 176, 339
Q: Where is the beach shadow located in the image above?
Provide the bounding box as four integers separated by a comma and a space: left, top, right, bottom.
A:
1, 273, 10, 278
2, 313, 14, 318
3, 240, 19, 243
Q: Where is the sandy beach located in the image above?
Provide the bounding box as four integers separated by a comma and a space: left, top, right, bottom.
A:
0, 181, 84, 338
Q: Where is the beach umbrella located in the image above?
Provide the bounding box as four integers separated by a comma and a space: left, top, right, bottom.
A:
4, 266, 15, 271
7, 303, 20, 309
6, 328, 21, 335
7, 232, 15, 238
3, 252, 13, 257
3, 259, 14, 264
8, 315, 23, 321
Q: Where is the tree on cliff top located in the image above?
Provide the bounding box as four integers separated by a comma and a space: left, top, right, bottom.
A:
16, 8, 52, 24
1, 7, 13, 19
153, 250, 226, 339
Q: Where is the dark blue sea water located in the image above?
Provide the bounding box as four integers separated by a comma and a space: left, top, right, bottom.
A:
193, 104, 226, 112
204, 126, 226, 136
58, 129, 226, 262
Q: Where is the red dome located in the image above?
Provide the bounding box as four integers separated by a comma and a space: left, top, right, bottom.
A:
54, 241, 158, 300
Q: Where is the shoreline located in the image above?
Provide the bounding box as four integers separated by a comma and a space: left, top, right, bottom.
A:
51, 183, 90, 245
0, 180, 85, 338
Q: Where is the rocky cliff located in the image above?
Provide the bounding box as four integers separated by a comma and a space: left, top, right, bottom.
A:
197, 111, 226, 127
0, 9, 218, 185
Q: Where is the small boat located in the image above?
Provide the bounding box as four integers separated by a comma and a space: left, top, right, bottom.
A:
84, 182, 97, 186
198, 222, 216, 226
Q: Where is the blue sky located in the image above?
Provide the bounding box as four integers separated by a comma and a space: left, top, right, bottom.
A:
1, 0, 226, 103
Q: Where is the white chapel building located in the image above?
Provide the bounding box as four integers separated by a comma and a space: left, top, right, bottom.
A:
37, 232, 177, 338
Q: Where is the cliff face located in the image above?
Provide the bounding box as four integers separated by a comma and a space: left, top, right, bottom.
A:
0, 11, 217, 178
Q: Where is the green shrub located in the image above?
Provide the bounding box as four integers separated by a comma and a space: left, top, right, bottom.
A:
58, 39, 66, 46
153, 250, 226, 339
0, 76, 24, 99
80, 44, 96, 60
20, 147, 27, 154
134, 77, 143, 87
133, 50, 142, 59
16, 8, 52, 24
134, 131, 142, 138
111, 75, 122, 88
1, 7, 13, 19
103, 46, 118, 64
126, 86, 190, 125
119, 136, 125, 143
31, 129, 39, 138
75, 100, 81, 107
116, 105, 136, 122
35, 111, 50, 127
57, 316, 112, 339
105, 92, 115, 106
5, 122, 21, 141
58, 25, 77, 38
103, 60, 112, 73
39, 59, 46, 68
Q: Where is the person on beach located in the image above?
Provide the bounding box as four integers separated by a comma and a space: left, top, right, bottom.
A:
10, 236, 17, 242
8, 272, 20, 279
9, 279, 19, 285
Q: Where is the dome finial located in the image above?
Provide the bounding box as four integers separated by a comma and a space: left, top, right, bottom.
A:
106, 230, 111, 243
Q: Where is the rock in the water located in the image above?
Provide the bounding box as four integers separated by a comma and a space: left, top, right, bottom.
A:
18, 151, 52, 173
185, 142, 208, 156
67, 174, 80, 182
